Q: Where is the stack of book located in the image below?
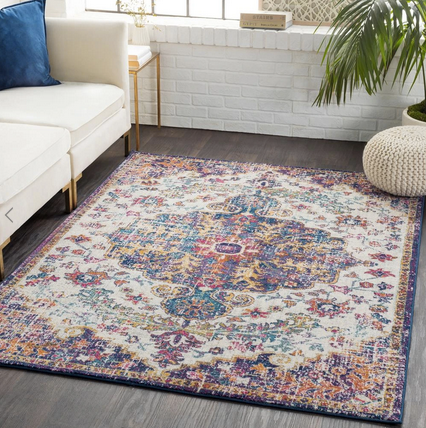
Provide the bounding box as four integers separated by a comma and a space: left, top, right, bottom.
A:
240, 11, 292, 30
128, 45, 152, 70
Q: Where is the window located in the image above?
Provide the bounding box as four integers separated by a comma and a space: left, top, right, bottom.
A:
85, 0, 259, 20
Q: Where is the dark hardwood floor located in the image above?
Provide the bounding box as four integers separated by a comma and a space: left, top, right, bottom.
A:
1, 126, 424, 428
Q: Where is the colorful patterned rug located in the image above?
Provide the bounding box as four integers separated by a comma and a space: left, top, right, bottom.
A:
0, 153, 423, 423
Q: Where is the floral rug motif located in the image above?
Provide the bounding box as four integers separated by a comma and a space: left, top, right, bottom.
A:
0, 153, 423, 423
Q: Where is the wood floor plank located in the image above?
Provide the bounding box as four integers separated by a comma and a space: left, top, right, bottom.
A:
0, 125, 424, 428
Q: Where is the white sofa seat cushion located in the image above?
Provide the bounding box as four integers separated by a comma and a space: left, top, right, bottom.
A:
0, 82, 125, 148
0, 123, 71, 204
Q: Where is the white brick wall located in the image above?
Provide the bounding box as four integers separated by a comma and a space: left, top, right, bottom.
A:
130, 23, 418, 142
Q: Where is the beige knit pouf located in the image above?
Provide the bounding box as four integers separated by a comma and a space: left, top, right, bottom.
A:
363, 126, 426, 196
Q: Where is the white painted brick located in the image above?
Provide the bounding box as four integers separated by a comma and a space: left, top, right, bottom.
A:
193, 95, 224, 107
259, 76, 292, 88
210, 84, 241, 97
351, 93, 416, 108
190, 27, 203, 45
225, 121, 257, 133
193, 70, 225, 83
257, 123, 291, 136
203, 27, 215, 45
289, 33, 301, 51
177, 106, 208, 118
160, 56, 176, 68
325, 129, 360, 141
377, 119, 403, 132
209, 59, 242, 72
259, 100, 291, 112
139, 114, 157, 125
209, 108, 240, 120
293, 102, 326, 116
253, 30, 265, 49
145, 104, 175, 116
310, 65, 326, 78
193, 118, 224, 130
160, 43, 192, 56
265, 31, 277, 49
242, 111, 273, 123
276, 31, 289, 50
343, 118, 377, 131
162, 92, 191, 105
193, 45, 225, 58
161, 68, 192, 81
226, 72, 258, 86
143, 79, 175, 92
360, 131, 378, 142
309, 116, 343, 129
301, 34, 314, 51
275, 113, 309, 126
176, 57, 208, 69
162, 116, 192, 128
276, 63, 309, 76
225, 98, 258, 110
292, 51, 323, 64
226, 29, 239, 47
257, 50, 292, 63
166, 26, 179, 43
243, 87, 309, 102
314, 33, 330, 52
294, 76, 322, 90
177, 81, 208, 94
239, 29, 252, 48
214, 28, 226, 46
226, 47, 260, 60
362, 106, 396, 120
153, 25, 166, 42
326, 105, 362, 117
240, 61, 275, 74
293, 126, 325, 139
178, 26, 190, 44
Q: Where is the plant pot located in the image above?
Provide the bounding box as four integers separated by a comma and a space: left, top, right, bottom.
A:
402, 108, 426, 126
132, 26, 150, 46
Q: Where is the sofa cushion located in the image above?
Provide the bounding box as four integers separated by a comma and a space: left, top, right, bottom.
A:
0, 82, 125, 147
0, 123, 70, 205
0, 0, 60, 91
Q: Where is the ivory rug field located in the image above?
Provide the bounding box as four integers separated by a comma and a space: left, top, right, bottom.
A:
0, 153, 423, 423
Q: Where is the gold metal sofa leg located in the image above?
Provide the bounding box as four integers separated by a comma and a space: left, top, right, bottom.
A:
71, 174, 83, 210
0, 238, 10, 282
62, 182, 73, 214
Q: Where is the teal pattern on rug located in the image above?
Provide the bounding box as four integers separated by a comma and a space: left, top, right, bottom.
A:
0, 153, 423, 423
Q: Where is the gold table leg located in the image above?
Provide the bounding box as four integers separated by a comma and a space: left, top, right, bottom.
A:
157, 54, 161, 129
134, 72, 140, 151
0, 237, 11, 282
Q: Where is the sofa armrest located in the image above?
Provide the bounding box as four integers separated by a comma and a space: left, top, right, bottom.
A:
46, 18, 130, 111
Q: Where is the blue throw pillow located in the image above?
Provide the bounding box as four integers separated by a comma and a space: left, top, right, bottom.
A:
0, 0, 60, 91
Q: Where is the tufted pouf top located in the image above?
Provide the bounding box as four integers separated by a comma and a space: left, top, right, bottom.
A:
363, 126, 426, 196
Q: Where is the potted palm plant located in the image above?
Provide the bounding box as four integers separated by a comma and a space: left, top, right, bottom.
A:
314, 0, 426, 126
117, 0, 151, 45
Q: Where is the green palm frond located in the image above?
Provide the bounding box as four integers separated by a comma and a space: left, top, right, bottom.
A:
314, 0, 426, 106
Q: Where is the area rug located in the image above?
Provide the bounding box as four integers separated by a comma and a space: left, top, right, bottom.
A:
0, 153, 423, 423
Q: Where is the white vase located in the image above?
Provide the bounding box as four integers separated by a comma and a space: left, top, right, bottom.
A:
402, 108, 426, 126
132, 26, 150, 46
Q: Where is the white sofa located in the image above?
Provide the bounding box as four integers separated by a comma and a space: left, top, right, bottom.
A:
0, 18, 131, 280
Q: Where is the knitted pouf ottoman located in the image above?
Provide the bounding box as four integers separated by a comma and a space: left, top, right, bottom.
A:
363, 126, 426, 196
